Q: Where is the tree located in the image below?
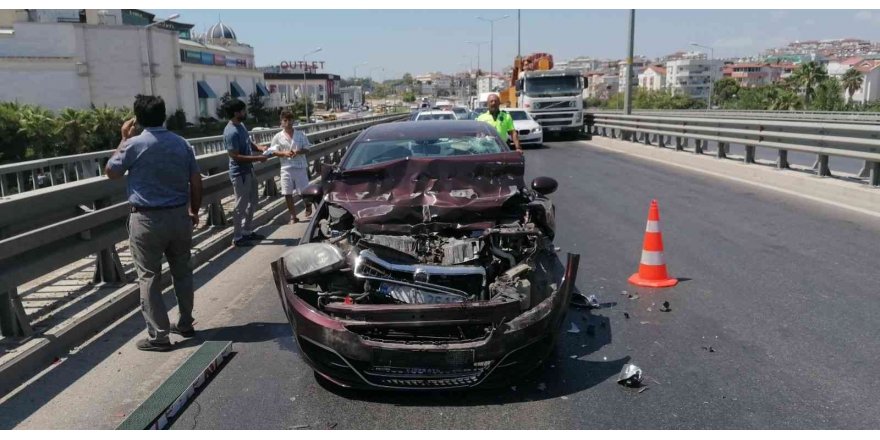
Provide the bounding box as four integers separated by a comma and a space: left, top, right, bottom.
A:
713, 78, 740, 108
89, 105, 128, 152
0, 103, 29, 163
55, 108, 94, 155
402, 73, 413, 87
18, 105, 59, 158
402, 91, 416, 103
215, 92, 233, 119
247, 92, 269, 126
840, 68, 864, 104
788, 61, 828, 104
811, 78, 845, 111
764, 85, 803, 110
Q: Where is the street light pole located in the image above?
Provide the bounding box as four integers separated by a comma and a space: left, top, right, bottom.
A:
624, 9, 634, 115
690, 42, 715, 110
477, 15, 509, 92
301, 48, 322, 124
144, 13, 179, 96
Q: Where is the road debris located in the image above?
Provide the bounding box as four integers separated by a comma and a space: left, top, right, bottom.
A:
660, 301, 671, 312
290, 397, 296, 402
326, 422, 338, 429
511, 386, 517, 391
621, 290, 629, 296
638, 386, 649, 394
646, 307, 652, 312
561, 396, 569, 400
570, 292, 600, 309
292, 424, 310, 430
617, 363, 643, 387
628, 293, 640, 300
702, 346, 716, 353
567, 322, 581, 333
537, 382, 547, 391
624, 312, 630, 319
570, 355, 578, 359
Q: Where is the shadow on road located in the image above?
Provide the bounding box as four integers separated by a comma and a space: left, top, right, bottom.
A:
0, 224, 290, 429
316, 304, 623, 406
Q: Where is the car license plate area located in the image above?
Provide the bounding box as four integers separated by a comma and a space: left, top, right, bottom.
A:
371, 349, 475, 368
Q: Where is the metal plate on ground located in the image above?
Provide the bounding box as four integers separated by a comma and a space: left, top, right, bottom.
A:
116, 341, 232, 430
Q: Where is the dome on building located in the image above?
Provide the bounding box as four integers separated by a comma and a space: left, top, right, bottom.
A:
207, 22, 237, 42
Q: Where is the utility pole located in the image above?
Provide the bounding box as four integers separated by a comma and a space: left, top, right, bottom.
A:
624, 9, 635, 115
477, 15, 509, 92
517, 10, 521, 59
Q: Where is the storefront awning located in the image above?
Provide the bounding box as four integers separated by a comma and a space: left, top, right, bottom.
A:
197, 80, 217, 99
230, 81, 246, 98
256, 82, 270, 97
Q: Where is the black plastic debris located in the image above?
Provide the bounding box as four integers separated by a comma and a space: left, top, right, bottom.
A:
702, 345, 716, 353
570, 292, 601, 309
624, 312, 630, 319
617, 363, 643, 387
660, 301, 671, 312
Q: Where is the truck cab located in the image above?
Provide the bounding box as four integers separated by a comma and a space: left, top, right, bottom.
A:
516, 70, 584, 136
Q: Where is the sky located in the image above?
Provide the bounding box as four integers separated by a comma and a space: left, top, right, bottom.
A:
150, 9, 880, 79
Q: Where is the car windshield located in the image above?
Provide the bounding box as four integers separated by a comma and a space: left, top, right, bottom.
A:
343, 134, 508, 169
524, 76, 581, 97
452, 108, 468, 118
508, 111, 531, 121
417, 113, 455, 120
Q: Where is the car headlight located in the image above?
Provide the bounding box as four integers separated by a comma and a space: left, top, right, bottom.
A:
532, 127, 542, 133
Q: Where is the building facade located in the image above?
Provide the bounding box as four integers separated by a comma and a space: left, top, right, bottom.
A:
0, 10, 270, 123
665, 58, 723, 101
263, 69, 341, 110
638, 65, 667, 91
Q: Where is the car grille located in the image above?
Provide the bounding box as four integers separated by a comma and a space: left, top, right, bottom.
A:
363, 365, 489, 388
519, 129, 531, 135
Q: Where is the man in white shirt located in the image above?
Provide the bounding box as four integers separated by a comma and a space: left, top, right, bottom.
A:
265, 110, 313, 223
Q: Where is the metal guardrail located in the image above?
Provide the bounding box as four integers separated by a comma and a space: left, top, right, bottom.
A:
590, 109, 880, 123
0, 113, 407, 336
587, 112, 880, 187
0, 115, 391, 197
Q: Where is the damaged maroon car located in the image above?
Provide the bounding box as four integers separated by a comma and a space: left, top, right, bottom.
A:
270, 121, 579, 390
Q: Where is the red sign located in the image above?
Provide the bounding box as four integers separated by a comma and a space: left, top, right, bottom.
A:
279, 60, 325, 72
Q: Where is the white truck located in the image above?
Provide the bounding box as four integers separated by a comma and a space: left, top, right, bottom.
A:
515, 70, 585, 136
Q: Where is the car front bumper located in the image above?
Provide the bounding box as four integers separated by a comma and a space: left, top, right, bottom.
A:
270, 253, 580, 390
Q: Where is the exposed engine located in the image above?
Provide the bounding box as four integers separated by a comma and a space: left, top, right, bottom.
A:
281, 202, 558, 313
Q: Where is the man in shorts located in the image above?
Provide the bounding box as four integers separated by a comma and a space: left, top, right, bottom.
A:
265, 110, 313, 223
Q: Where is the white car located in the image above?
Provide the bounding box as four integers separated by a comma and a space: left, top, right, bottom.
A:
506, 108, 543, 146
414, 110, 457, 121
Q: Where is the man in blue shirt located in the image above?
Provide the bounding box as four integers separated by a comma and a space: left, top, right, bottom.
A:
223, 99, 269, 246
106, 95, 203, 352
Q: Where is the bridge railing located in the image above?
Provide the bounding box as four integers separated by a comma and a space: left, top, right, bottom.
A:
0, 115, 391, 197
0, 113, 407, 336
590, 109, 880, 123
588, 112, 880, 186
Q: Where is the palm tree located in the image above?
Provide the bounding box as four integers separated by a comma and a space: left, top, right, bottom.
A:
55, 108, 94, 155
788, 61, 829, 105
18, 106, 59, 158
840, 68, 864, 104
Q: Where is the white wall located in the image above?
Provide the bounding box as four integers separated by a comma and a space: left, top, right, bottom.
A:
0, 61, 89, 109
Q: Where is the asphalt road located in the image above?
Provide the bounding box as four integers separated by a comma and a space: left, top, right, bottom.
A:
171, 139, 880, 429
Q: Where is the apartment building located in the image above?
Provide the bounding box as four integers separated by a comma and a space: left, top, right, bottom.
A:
638, 65, 667, 91
666, 58, 724, 101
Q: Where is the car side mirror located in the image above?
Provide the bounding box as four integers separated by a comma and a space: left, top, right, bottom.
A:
531, 176, 558, 195
301, 183, 324, 205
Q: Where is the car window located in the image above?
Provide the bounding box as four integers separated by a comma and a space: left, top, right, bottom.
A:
343, 134, 508, 169
417, 113, 455, 120
508, 111, 531, 121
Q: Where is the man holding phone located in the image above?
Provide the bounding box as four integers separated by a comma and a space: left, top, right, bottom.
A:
105, 95, 202, 352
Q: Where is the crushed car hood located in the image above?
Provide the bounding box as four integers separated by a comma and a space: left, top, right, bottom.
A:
327, 152, 526, 230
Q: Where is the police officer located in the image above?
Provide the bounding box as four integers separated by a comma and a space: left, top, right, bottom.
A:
476, 93, 523, 154
105, 95, 202, 352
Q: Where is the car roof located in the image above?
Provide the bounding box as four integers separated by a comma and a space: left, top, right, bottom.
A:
357, 121, 500, 141
417, 110, 455, 115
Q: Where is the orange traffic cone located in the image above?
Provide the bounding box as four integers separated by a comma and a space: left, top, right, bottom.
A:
628, 200, 678, 288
